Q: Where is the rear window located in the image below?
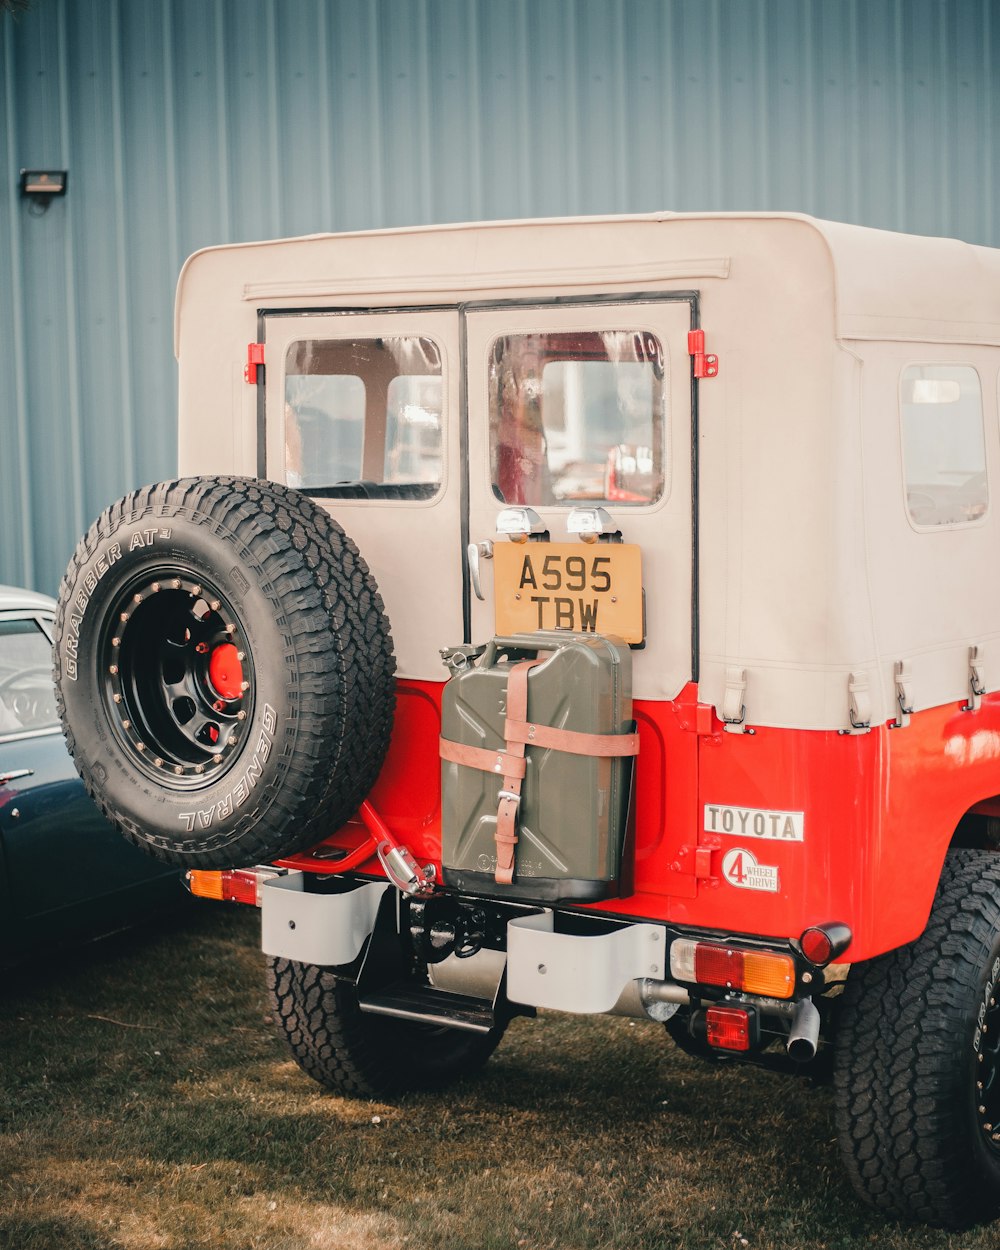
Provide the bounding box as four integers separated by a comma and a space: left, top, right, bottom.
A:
488, 330, 667, 506
900, 364, 988, 527
283, 337, 443, 500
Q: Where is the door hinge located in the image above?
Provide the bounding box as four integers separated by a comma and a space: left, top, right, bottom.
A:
688, 328, 719, 379
244, 342, 265, 385
694, 846, 714, 878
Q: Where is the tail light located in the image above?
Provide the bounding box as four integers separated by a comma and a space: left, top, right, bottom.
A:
186, 867, 278, 906
670, 938, 796, 999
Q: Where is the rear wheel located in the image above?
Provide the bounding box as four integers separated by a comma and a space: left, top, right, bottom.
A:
833, 849, 1000, 1228
266, 956, 506, 1097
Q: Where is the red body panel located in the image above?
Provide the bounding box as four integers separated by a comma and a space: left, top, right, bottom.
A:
283, 678, 1000, 962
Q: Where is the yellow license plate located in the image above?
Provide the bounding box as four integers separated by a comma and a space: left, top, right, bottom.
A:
492, 542, 643, 644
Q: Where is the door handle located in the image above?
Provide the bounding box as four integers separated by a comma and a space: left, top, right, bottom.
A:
467, 541, 494, 602
0, 769, 34, 786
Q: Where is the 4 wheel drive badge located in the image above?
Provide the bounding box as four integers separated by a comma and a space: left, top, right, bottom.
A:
722, 847, 780, 893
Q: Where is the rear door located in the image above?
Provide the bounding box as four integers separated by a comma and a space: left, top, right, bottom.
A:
262, 310, 464, 682
464, 299, 695, 700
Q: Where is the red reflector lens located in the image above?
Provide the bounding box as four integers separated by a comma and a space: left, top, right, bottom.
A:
706, 1006, 752, 1052
695, 945, 743, 988
800, 927, 834, 966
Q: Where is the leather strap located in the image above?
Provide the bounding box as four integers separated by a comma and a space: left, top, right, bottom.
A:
438, 737, 527, 780
503, 719, 640, 757
493, 659, 543, 885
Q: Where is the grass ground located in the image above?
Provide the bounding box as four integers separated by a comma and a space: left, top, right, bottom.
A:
0, 905, 994, 1250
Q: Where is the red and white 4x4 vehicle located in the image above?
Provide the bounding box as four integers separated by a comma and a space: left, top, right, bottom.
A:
55, 213, 1000, 1227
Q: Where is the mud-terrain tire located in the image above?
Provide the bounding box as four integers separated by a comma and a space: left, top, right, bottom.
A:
833, 849, 1000, 1228
267, 956, 506, 1097
53, 476, 395, 868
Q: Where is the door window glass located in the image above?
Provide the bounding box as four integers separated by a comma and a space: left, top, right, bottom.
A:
900, 365, 988, 527
488, 330, 666, 506
0, 619, 58, 737
283, 337, 443, 500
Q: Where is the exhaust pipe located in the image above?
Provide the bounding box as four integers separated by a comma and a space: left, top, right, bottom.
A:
786, 996, 821, 1062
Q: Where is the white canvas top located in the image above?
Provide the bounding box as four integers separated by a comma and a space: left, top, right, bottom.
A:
176, 211, 1000, 352
175, 214, 1000, 732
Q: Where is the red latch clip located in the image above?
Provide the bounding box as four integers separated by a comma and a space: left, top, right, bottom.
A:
688, 329, 719, 379
244, 342, 265, 385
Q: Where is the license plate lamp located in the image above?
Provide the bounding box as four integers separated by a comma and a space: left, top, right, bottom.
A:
566, 506, 621, 543
496, 506, 548, 542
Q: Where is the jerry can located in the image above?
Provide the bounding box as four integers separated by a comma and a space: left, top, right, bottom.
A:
439, 631, 637, 903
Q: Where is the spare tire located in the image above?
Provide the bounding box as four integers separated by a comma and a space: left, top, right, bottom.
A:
53, 476, 395, 868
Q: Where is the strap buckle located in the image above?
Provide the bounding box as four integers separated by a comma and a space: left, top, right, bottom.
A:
497, 788, 522, 807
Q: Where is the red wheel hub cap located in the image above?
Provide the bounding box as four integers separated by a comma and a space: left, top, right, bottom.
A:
208, 643, 244, 701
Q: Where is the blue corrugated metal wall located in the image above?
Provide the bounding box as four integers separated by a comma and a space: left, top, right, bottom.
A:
1, 0, 998, 594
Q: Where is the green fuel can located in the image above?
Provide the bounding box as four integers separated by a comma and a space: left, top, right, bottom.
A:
440, 632, 636, 903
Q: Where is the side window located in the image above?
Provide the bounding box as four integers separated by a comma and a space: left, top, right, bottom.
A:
283, 337, 443, 500
901, 364, 987, 527
0, 619, 58, 738
488, 330, 667, 507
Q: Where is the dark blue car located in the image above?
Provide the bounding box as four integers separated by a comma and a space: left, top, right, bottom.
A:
0, 583, 181, 953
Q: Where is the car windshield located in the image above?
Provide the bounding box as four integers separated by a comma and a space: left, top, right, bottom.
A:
0, 619, 58, 737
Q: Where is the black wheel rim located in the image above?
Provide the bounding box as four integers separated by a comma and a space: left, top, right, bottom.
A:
977, 983, 1000, 1153
100, 568, 255, 789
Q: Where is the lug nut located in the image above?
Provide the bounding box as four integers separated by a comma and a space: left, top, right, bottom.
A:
109, 664, 119, 675
192, 585, 202, 596
209, 599, 220, 611
122, 719, 131, 730
237, 710, 247, 721
173, 579, 182, 589
153, 757, 163, 768
225, 624, 236, 635
236, 651, 245, 662
113, 693, 122, 704
212, 754, 223, 764
133, 593, 143, 603
195, 642, 209, 654
227, 735, 237, 747
195, 764, 205, 774
213, 701, 225, 713
240, 681, 250, 692
136, 742, 146, 752
151, 582, 160, 593
174, 765, 183, 775
120, 612, 129, 623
